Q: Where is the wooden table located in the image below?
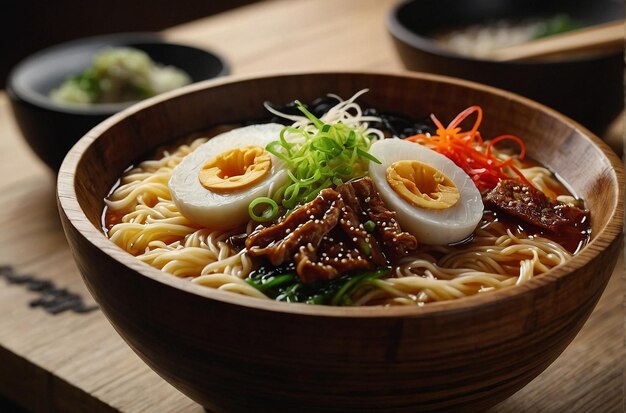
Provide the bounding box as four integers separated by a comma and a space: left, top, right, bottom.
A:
1, 0, 623, 411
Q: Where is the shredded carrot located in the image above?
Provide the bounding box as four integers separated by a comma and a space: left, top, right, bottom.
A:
405, 106, 532, 192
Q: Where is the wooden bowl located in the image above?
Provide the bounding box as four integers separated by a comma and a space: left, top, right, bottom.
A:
387, 0, 624, 135
57, 72, 624, 413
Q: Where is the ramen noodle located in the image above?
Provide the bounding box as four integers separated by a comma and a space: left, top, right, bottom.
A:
104, 91, 590, 306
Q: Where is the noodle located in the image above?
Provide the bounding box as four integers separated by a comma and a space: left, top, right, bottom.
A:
104, 98, 585, 307
104, 136, 574, 306
105, 137, 261, 298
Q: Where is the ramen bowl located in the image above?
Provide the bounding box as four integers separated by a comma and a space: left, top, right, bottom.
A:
57, 72, 623, 413
387, 0, 624, 134
7, 32, 228, 171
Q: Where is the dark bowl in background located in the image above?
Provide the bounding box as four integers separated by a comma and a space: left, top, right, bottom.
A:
7, 32, 228, 171
387, 0, 624, 135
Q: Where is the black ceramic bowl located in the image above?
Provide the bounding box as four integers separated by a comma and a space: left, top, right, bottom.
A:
7, 33, 228, 170
387, 0, 624, 134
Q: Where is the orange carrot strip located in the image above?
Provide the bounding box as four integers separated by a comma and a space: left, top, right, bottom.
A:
403, 106, 529, 192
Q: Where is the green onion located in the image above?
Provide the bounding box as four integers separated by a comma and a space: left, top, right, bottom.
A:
363, 220, 376, 233
248, 197, 279, 222
361, 240, 371, 257
356, 147, 382, 164
262, 100, 381, 211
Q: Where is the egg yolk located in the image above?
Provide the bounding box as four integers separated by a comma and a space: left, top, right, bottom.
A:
199, 146, 271, 193
386, 160, 460, 209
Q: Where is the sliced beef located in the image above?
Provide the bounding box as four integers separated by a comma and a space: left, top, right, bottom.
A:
246, 189, 341, 265
485, 180, 589, 233
336, 182, 387, 266
345, 178, 418, 259
246, 177, 418, 283
294, 230, 373, 283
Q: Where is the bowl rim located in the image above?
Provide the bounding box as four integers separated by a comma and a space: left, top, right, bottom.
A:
57, 70, 624, 319
386, 0, 624, 65
7, 32, 229, 116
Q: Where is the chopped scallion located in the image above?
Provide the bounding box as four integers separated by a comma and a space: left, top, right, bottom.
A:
248, 197, 279, 222
363, 220, 376, 233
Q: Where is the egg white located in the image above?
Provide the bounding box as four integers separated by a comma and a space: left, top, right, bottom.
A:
368, 139, 483, 245
169, 123, 287, 229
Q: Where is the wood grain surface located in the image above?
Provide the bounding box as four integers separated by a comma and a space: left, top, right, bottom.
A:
1, 0, 624, 412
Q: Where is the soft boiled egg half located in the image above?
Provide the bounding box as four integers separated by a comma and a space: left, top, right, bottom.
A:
368, 139, 483, 245
169, 123, 287, 229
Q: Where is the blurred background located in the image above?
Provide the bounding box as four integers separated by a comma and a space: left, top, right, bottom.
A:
2, 1, 260, 412
0, 0, 259, 88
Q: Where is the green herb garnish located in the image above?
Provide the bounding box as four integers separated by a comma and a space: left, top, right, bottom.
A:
361, 240, 372, 257
249, 197, 279, 222
263, 101, 381, 210
363, 220, 376, 233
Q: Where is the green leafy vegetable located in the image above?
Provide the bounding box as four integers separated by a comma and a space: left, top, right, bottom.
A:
330, 267, 389, 306
246, 265, 390, 306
